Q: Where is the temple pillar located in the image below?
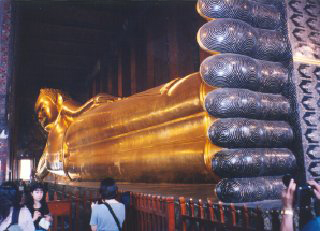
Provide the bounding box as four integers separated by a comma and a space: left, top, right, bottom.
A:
285, 0, 320, 183
0, 0, 12, 183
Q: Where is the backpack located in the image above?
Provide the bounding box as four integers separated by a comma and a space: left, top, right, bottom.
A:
4, 207, 22, 231
119, 191, 130, 207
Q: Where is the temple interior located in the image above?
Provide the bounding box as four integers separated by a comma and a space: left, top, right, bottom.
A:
10, 1, 208, 180
0, 0, 319, 229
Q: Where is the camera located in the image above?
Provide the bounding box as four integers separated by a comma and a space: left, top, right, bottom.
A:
282, 174, 320, 228
282, 174, 315, 200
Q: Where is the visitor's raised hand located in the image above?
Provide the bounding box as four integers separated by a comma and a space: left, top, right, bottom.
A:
308, 181, 320, 200
282, 179, 296, 210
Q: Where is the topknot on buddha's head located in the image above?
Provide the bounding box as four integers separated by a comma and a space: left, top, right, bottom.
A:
35, 88, 71, 112
38, 88, 70, 103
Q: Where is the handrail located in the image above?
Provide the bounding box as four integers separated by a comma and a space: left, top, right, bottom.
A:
46, 184, 280, 231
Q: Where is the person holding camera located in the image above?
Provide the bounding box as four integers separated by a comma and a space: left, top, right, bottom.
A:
281, 179, 320, 231
90, 177, 125, 231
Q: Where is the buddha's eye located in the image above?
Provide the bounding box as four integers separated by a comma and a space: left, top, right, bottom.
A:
39, 106, 46, 115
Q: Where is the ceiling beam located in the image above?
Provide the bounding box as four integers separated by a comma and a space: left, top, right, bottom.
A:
23, 39, 103, 57
19, 4, 122, 30
25, 22, 111, 44
20, 65, 89, 85
24, 53, 96, 71
16, 1, 171, 43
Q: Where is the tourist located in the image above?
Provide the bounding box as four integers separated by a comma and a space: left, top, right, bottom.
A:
0, 183, 35, 231
26, 182, 51, 231
90, 177, 125, 231
281, 179, 320, 231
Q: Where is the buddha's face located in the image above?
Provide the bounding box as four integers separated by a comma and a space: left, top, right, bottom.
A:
35, 95, 59, 131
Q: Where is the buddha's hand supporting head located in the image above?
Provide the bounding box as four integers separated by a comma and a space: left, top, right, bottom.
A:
35, 88, 68, 132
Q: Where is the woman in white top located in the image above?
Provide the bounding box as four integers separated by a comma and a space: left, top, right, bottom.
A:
0, 191, 35, 231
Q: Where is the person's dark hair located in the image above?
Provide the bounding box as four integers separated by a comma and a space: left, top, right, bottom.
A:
26, 182, 47, 209
0, 191, 13, 224
100, 177, 118, 200
29, 182, 46, 193
1, 181, 20, 207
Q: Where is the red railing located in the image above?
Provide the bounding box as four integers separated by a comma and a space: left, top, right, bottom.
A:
47, 200, 72, 231
130, 193, 175, 231
46, 184, 279, 231
178, 197, 266, 231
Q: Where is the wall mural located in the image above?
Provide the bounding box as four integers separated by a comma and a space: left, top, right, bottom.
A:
35, 0, 320, 203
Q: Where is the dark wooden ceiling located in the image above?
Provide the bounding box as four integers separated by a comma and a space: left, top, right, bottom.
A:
16, 3, 128, 95
11, 1, 200, 166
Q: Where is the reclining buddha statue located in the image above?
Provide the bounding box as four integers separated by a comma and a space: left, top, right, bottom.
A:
35, 0, 320, 203
35, 75, 220, 183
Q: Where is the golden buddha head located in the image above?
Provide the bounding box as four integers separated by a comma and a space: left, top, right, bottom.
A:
35, 88, 70, 132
